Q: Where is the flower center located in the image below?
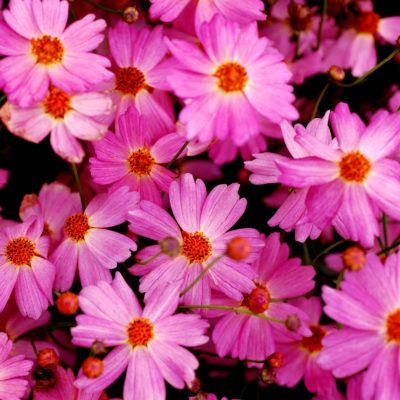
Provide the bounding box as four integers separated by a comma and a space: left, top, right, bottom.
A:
115, 67, 148, 96
342, 246, 366, 271
300, 325, 326, 354
127, 148, 155, 176
5, 237, 36, 266
214, 62, 248, 92
43, 222, 52, 236
339, 151, 371, 183
242, 285, 271, 314
181, 231, 212, 264
354, 11, 380, 34
31, 35, 64, 65
386, 309, 400, 343
127, 318, 154, 347
43, 87, 72, 119
64, 213, 90, 242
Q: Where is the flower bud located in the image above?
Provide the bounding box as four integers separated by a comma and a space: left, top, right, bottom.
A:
188, 377, 201, 393
226, 237, 251, 261
259, 366, 276, 385
329, 65, 346, 82
342, 246, 365, 271
91, 340, 108, 356
266, 352, 284, 368
159, 236, 181, 257
82, 357, 104, 379
122, 6, 139, 24
55, 291, 79, 315
37, 348, 59, 368
285, 314, 301, 332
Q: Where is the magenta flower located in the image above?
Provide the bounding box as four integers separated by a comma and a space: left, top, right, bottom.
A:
72, 273, 209, 398
0, 0, 112, 106
90, 107, 185, 206
0, 169, 8, 189
51, 186, 138, 291
319, 252, 400, 399
128, 173, 264, 306
0, 218, 55, 319
212, 233, 315, 361
276, 103, 400, 247
167, 14, 298, 146
1, 87, 113, 163
0, 332, 33, 400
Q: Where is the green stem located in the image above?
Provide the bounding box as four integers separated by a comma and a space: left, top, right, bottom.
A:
377, 237, 385, 253
377, 236, 400, 256
335, 269, 345, 289
311, 81, 331, 119
311, 239, 348, 265
382, 214, 389, 249
166, 140, 190, 170
83, 0, 123, 14
315, 0, 327, 50
71, 163, 85, 210
302, 241, 312, 265
135, 251, 162, 265
178, 304, 286, 324
0, 93, 6, 104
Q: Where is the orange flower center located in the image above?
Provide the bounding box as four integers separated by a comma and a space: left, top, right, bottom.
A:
43, 87, 72, 119
127, 148, 155, 176
300, 325, 326, 354
354, 11, 380, 34
339, 151, 371, 183
115, 67, 148, 96
31, 35, 64, 65
127, 318, 154, 347
43, 222, 52, 237
5, 237, 36, 266
214, 62, 248, 92
181, 231, 212, 264
342, 246, 366, 271
242, 285, 271, 314
386, 309, 400, 343
64, 213, 90, 242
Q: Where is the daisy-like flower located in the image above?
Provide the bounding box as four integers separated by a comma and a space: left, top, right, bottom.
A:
0, 86, 113, 163
71, 273, 209, 399
212, 233, 315, 361
128, 173, 264, 306
90, 107, 185, 206
319, 251, 400, 399
167, 14, 298, 146
276, 102, 400, 247
0, 332, 33, 400
0, 217, 55, 319
0, 0, 112, 106
50, 186, 138, 291
107, 21, 175, 139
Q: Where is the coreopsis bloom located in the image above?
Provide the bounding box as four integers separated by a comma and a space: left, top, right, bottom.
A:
275, 297, 338, 396
107, 21, 175, 139
51, 186, 138, 291
0, 0, 112, 106
319, 252, 400, 399
90, 107, 185, 205
128, 173, 264, 306
0, 87, 113, 163
167, 15, 298, 146
0, 332, 33, 400
212, 233, 315, 361
72, 273, 209, 399
276, 103, 400, 247
0, 217, 55, 319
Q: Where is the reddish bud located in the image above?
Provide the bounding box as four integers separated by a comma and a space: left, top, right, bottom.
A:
342, 246, 365, 271
285, 314, 301, 332
267, 352, 284, 368
159, 236, 181, 257
82, 357, 104, 379
188, 377, 201, 393
37, 348, 59, 368
329, 65, 346, 82
91, 340, 108, 356
55, 291, 79, 315
226, 237, 251, 261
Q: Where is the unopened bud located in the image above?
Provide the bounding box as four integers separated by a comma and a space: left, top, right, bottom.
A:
285, 314, 301, 332
266, 352, 284, 368
55, 291, 79, 315
259, 366, 276, 385
329, 65, 346, 82
188, 377, 201, 393
91, 340, 108, 356
342, 246, 365, 271
82, 357, 104, 379
37, 348, 59, 368
159, 236, 181, 257
226, 237, 251, 261
122, 6, 139, 24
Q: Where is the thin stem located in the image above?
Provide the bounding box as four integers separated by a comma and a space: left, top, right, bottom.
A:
335, 269, 345, 289
135, 251, 162, 265
83, 0, 123, 14
382, 214, 389, 249
315, 0, 327, 50
0, 93, 6, 104
377, 237, 385, 253
166, 140, 189, 169
30, 339, 38, 356
311, 81, 331, 119
293, 33, 301, 60
377, 236, 400, 255
179, 304, 286, 324
336, 48, 400, 88
302, 241, 312, 265
311, 239, 348, 265
194, 349, 265, 364
71, 163, 85, 210
180, 255, 224, 297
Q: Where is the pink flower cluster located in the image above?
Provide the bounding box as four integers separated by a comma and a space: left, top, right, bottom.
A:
0, 0, 399, 399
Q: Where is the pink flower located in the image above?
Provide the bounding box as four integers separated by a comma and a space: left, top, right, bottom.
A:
90, 107, 185, 206
0, 0, 112, 106
275, 297, 338, 396
276, 103, 400, 247
166, 15, 298, 146
0, 332, 33, 400
50, 186, 138, 291
319, 252, 400, 399
71, 273, 209, 399
0, 217, 55, 319
128, 173, 264, 306
212, 233, 315, 361
0, 87, 113, 163
0, 169, 8, 189
107, 21, 175, 139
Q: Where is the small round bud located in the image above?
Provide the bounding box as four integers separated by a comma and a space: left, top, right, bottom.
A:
55, 291, 79, 315
329, 65, 346, 82
188, 377, 201, 393
342, 246, 365, 271
37, 348, 59, 368
266, 352, 284, 369
226, 237, 251, 261
122, 6, 139, 24
159, 236, 181, 257
82, 357, 104, 379
243, 287, 271, 314
90, 340, 108, 356
259, 366, 276, 385
285, 314, 301, 332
